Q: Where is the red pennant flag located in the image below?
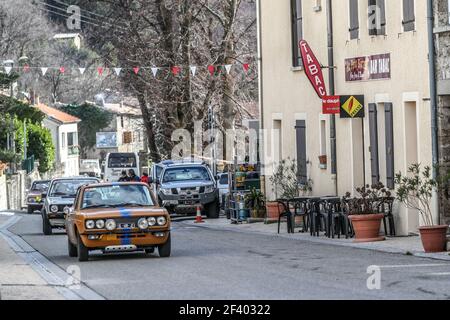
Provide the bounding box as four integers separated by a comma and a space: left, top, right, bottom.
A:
208, 65, 215, 76
133, 67, 140, 75
172, 66, 180, 76
243, 63, 250, 72
59, 66, 65, 74
23, 64, 30, 72
97, 67, 104, 75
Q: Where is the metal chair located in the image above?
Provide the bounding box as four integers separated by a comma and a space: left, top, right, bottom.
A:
277, 199, 294, 234
379, 197, 396, 236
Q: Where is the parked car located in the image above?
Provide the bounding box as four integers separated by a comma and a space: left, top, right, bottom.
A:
26, 180, 51, 214
65, 182, 171, 261
217, 173, 230, 206
41, 177, 100, 235
154, 162, 219, 218
79, 159, 101, 178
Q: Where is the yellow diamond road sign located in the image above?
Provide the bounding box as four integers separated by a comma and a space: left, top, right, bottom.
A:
341, 96, 363, 118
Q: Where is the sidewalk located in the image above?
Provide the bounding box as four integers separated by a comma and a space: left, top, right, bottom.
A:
0, 215, 64, 300
186, 218, 450, 261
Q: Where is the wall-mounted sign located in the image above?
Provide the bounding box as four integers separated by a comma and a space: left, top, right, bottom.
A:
340, 95, 365, 118
96, 132, 117, 148
322, 96, 341, 114
345, 53, 391, 82
299, 40, 327, 99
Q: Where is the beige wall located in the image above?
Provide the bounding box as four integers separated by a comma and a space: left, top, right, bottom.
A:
260, 0, 433, 235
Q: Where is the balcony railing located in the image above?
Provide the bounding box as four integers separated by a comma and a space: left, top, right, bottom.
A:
68, 145, 79, 156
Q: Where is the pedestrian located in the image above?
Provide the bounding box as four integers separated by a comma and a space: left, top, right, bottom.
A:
118, 170, 129, 182
140, 172, 150, 184
128, 169, 141, 182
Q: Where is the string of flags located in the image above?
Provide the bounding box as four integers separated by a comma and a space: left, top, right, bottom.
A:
2, 63, 252, 77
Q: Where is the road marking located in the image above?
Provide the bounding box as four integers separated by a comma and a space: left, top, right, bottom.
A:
428, 272, 450, 276
379, 264, 450, 269
0, 212, 15, 216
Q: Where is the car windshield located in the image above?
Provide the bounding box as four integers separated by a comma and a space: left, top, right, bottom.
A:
108, 154, 136, 168
162, 167, 211, 183
81, 184, 154, 209
49, 180, 96, 197
32, 182, 49, 192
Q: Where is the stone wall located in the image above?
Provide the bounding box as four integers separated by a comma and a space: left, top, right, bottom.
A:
0, 175, 7, 210
5, 171, 27, 211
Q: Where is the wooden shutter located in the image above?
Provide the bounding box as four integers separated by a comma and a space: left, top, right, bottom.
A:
291, 0, 303, 67
378, 0, 386, 35
369, 104, 380, 185
123, 131, 133, 144
403, 0, 415, 31
295, 120, 307, 184
385, 103, 395, 189
349, 0, 359, 39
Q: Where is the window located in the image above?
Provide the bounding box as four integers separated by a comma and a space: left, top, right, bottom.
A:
368, 0, 386, 35
291, 0, 303, 67
349, 0, 359, 39
295, 120, 307, 184
320, 120, 327, 156
67, 132, 77, 146
402, 0, 415, 32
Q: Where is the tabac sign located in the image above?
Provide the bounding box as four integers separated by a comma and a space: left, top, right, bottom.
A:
340, 95, 365, 118
299, 40, 327, 99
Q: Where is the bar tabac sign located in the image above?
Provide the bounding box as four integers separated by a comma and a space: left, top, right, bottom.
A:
299, 40, 327, 99
340, 95, 365, 118
345, 53, 391, 82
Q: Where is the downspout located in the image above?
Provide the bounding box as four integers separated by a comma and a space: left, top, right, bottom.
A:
326, 0, 338, 196
427, 0, 440, 225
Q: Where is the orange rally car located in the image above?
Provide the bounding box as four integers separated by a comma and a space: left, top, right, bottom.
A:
65, 182, 171, 262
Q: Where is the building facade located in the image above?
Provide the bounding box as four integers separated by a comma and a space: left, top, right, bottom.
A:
259, 0, 435, 235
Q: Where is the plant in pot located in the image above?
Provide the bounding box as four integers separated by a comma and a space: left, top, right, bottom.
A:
344, 182, 391, 243
245, 188, 266, 219
394, 164, 449, 253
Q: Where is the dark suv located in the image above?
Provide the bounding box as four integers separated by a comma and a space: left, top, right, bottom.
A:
41, 176, 100, 235
155, 163, 219, 218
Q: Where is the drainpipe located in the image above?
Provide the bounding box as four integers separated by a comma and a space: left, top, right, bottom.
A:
326, 0, 338, 196
427, 0, 440, 225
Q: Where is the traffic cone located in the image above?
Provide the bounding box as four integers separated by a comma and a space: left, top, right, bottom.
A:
194, 205, 204, 223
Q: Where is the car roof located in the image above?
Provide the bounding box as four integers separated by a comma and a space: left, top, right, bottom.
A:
33, 180, 51, 183
51, 176, 100, 182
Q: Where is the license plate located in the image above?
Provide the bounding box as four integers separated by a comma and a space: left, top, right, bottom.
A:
119, 223, 135, 229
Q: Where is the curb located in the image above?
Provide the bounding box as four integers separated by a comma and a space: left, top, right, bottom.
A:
181, 220, 450, 262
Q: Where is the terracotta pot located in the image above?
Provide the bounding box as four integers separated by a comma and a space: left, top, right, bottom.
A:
348, 213, 385, 243
418, 225, 448, 253
265, 202, 279, 219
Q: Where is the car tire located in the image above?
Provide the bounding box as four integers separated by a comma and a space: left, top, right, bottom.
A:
42, 211, 53, 235
206, 199, 219, 219
158, 233, 171, 258
77, 233, 89, 262
68, 236, 78, 257
27, 206, 34, 214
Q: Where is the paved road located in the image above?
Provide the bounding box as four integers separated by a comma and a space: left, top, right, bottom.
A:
5, 213, 450, 300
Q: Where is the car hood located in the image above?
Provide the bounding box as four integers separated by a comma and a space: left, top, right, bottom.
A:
47, 197, 76, 205
160, 180, 214, 189
79, 207, 167, 219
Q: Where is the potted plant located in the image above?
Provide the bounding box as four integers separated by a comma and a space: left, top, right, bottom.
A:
245, 188, 266, 219
318, 155, 327, 169
394, 164, 449, 253
344, 183, 391, 243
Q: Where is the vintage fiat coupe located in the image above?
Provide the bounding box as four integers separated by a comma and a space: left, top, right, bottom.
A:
65, 182, 171, 261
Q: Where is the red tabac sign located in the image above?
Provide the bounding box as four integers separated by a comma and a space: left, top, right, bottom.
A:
322, 96, 341, 114
299, 40, 327, 99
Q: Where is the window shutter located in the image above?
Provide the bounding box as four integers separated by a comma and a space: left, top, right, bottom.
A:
295, 120, 307, 184
349, 0, 359, 39
385, 103, 395, 189
291, 0, 303, 67
378, 0, 386, 34
403, 0, 415, 31
369, 104, 380, 185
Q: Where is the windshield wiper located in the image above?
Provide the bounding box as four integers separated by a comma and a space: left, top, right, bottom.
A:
51, 192, 69, 196
111, 203, 148, 207
83, 204, 114, 209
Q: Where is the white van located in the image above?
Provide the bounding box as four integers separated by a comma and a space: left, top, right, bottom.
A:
104, 152, 140, 182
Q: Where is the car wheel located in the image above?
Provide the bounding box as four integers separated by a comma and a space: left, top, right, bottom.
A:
158, 233, 171, 258
77, 233, 89, 262
68, 236, 78, 257
206, 199, 219, 219
27, 206, 34, 214
42, 211, 53, 235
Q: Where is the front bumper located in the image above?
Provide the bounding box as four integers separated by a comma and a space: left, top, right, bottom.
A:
80, 229, 170, 249
160, 190, 218, 207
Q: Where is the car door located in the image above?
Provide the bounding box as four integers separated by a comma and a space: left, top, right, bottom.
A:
66, 188, 81, 243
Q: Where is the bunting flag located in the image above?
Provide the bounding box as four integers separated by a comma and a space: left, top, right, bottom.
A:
79, 67, 86, 75
151, 67, 159, 77
224, 64, 232, 75
208, 65, 215, 76
190, 66, 197, 77
114, 68, 122, 76
172, 66, 180, 76
243, 63, 250, 72
41, 67, 48, 76
97, 67, 104, 76
59, 66, 65, 74
4, 66, 12, 75
133, 67, 140, 75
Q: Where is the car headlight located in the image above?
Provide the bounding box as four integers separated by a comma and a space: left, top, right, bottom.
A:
95, 220, 105, 229
50, 205, 58, 213
204, 185, 215, 193
105, 219, 116, 231
147, 217, 156, 226
160, 188, 172, 195
157, 216, 167, 226
85, 220, 95, 229
28, 197, 35, 203
138, 218, 149, 230
63, 206, 70, 214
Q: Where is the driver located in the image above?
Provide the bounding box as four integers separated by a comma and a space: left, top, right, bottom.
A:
88, 191, 103, 207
